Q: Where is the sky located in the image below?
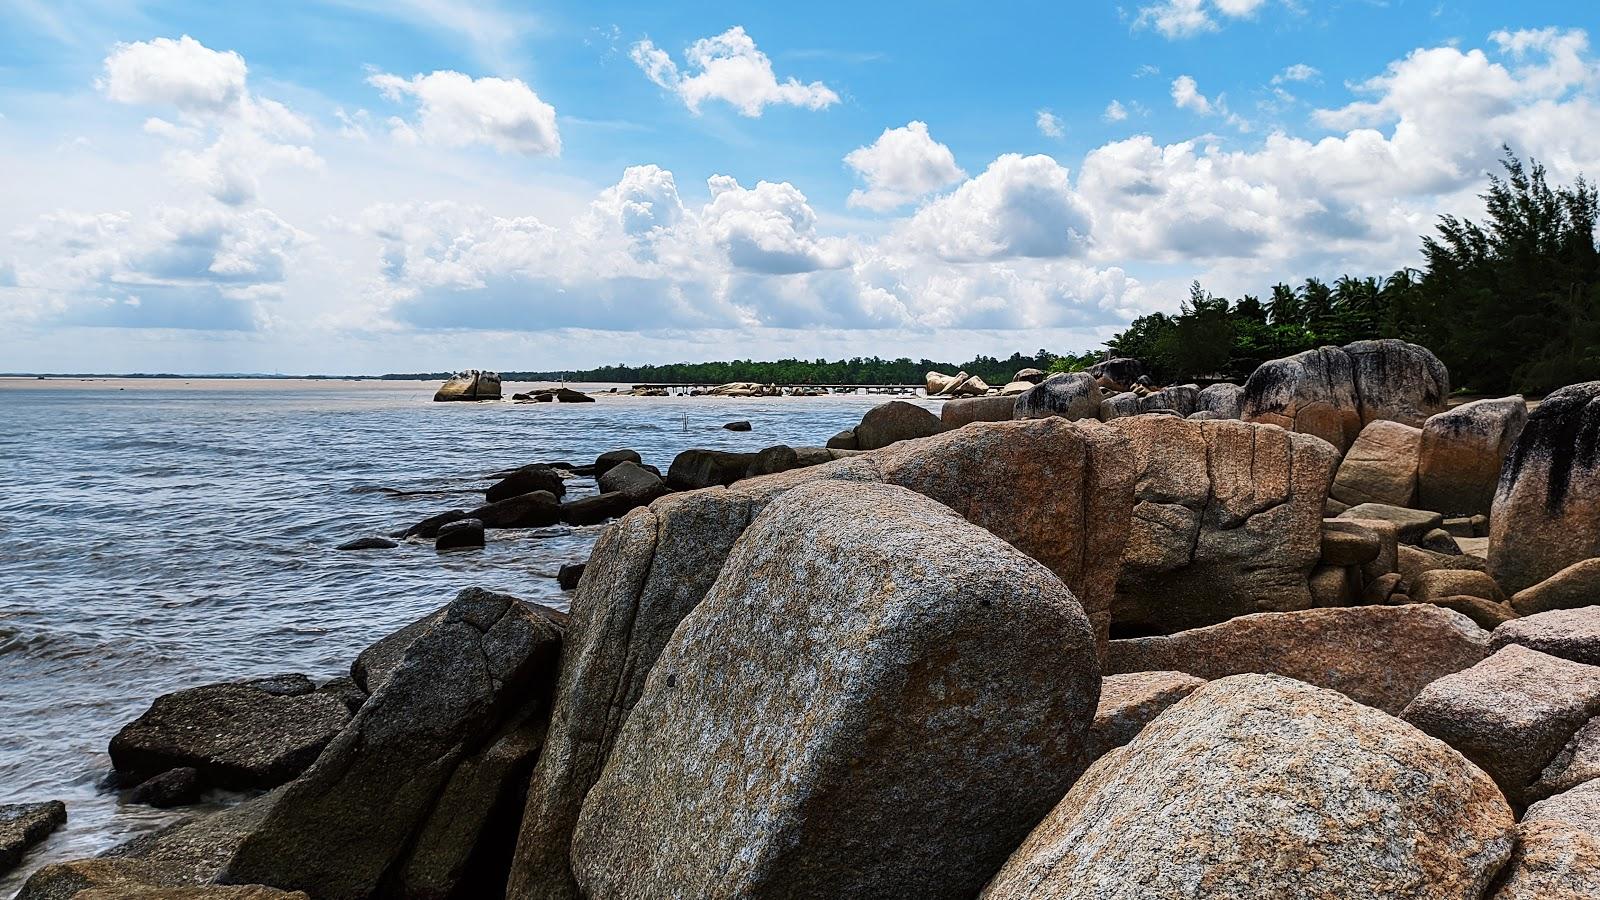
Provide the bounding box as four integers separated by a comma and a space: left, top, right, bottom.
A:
0, 1, 1597, 374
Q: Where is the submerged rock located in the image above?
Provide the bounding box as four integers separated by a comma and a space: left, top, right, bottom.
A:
434, 518, 485, 551
0, 801, 66, 876
467, 490, 561, 529
109, 676, 351, 791
569, 481, 1100, 899
335, 536, 397, 551
127, 767, 202, 808
984, 674, 1514, 900
665, 448, 756, 490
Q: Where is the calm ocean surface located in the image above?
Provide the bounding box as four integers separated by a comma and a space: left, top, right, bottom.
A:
0, 378, 931, 891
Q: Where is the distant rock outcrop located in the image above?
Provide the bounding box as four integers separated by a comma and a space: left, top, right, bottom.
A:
433, 370, 501, 402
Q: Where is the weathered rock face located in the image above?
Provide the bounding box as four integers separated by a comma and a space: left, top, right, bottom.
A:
824, 428, 857, 450
507, 418, 1133, 900
1512, 559, 1600, 616
1, 801, 66, 876
1196, 382, 1244, 419
1491, 383, 1600, 594
595, 460, 666, 500
1338, 502, 1443, 544
570, 481, 1100, 899
1400, 542, 1489, 584
220, 588, 563, 900
1344, 339, 1450, 427
1097, 391, 1141, 421
1402, 644, 1600, 807
853, 400, 943, 451
1241, 346, 1363, 450
1492, 607, 1600, 665
109, 676, 351, 791
1412, 569, 1507, 605
1418, 396, 1528, 515
665, 448, 756, 490
983, 674, 1516, 900
467, 490, 561, 529
485, 465, 565, 503
127, 766, 202, 808
939, 393, 1017, 428
1332, 420, 1423, 507
1088, 672, 1204, 763
1086, 357, 1144, 392
432, 370, 501, 402
1138, 384, 1198, 417
1106, 605, 1490, 715
1015, 373, 1104, 421
1493, 780, 1600, 898
592, 448, 641, 477
1108, 416, 1338, 634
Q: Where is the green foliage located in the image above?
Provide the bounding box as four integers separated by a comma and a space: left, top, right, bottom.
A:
456, 350, 1076, 387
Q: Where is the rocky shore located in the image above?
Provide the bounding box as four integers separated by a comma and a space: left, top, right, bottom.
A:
11, 338, 1600, 898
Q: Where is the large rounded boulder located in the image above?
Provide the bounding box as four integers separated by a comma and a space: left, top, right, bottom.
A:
853, 400, 942, 450
1489, 382, 1600, 593
1015, 372, 1103, 421
1343, 339, 1450, 428
1241, 347, 1363, 451
1417, 396, 1527, 515
982, 674, 1515, 899
570, 481, 1101, 899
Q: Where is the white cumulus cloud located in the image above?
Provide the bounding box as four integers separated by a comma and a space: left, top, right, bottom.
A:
896, 154, 1093, 262
368, 70, 560, 156
844, 121, 966, 211
1103, 100, 1129, 122
1036, 110, 1065, 138
1171, 75, 1213, 114
1135, 0, 1271, 39
629, 26, 839, 117
99, 35, 247, 113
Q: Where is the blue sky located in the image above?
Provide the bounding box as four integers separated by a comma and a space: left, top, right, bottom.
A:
0, 0, 1596, 374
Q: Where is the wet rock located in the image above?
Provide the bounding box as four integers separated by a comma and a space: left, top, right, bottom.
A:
402, 509, 468, 539
1490, 382, 1600, 594
467, 490, 560, 529
110, 677, 351, 791
1106, 604, 1489, 715
939, 393, 1016, 428
984, 674, 1514, 900
508, 418, 1133, 900
1086, 357, 1144, 392
1338, 502, 1444, 544
485, 465, 565, 503
1109, 416, 1337, 634
568, 481, 1100, 899
1241, 346, 1363, 451
1510, 557, 1600, 616
1492, 607, 1600, 665
1412, 568, 1507, 605
1494, 780, 1600, 899
1195, 382, 1244, 419
1403, 644, 1600, 806
592, 449, 641, 478
596, 460, 666, 500
0, 801, 66, 876
721, 419, 751, 431
127, 767, 201, 808
824, 428, 858, 450
560, 492, 640, 526
1015, 372, 1104, 421
556, 563, 585, 591
335, 536, 397, 551
1331, 420, 1422, 507
853, 400, 942, 450
1088, 672, 1204, 762
1418, 396, 1528, 515
665, 448, 756, 490
434, 518, 484, 551
220, 588, 563, 900
1343, 338, 1451, 427
313, 676, 366, 715
433, 370, 501, 402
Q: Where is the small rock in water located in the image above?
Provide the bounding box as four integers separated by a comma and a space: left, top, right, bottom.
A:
557, 563, 586, 591
722, 420, 752, 431
127, 766, 201, 808
0, 801, 66, 876
594, 449, 642, 478
404, 509, 469, 539
337, 536, 398, 551
435, 518, 485, 551
486, 465, 566, 503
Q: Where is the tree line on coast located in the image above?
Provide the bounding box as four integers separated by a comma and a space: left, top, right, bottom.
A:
386, 152, 1596, 396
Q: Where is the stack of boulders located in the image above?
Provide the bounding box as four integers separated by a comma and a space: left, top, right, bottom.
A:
24, 358, 1600, 898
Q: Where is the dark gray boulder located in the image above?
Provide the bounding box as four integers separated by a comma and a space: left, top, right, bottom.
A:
556, 563, 585, 591
596, 460, 666, 500
1196, 382, 1244, 419
1015, 372, 1103, 421
434, 518, 484, 551
1490, 381, 1600, 594
825, 429, 858, 451
466, 491, 560, 529
220, 588, 563, 900
1086, 357, 1144, 391
127, 766, 202, 808
403, 509, 468, 539
853, 400, 942, 450
721, 420, 751, 431
560, 492, 641, 526
592, 449, 641, 478
1097, 391, 1141, 421
1139, 384, 1199, 417
336, 536, 397, 551
1241, 346, 1363, 451
109, 677, 351, 791
1343, 338, 1450, 428
0, 801, 66, 876
485, 465, 565, 503
665, 449, 756, 490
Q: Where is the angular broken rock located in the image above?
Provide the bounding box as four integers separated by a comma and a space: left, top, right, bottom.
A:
1331, 419, 1422, 508
220, 588, 562, 900
569, 481, 1100, 899
1402, 644, 1600, 806
1511, 558, 1600, 616
1492, 779, 1600, 898
1087, 671, 1204, 763
1418, 396, 1527, 516
1338, 502, 1444, 544
1108, 416, 1337, 634
1412, 568, 1508, 605
1490, 382, 1600, 594
1105, 604, 1490, 715
0, 801, 66, 876
109, 676, 351, 791
982, 674, 1514, 899
1492, 607, 1600, 666
507, 419, 1134, 900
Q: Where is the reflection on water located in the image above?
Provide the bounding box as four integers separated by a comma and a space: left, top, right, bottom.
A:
0, 378, 932, 890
